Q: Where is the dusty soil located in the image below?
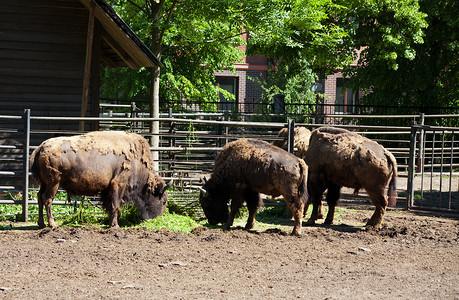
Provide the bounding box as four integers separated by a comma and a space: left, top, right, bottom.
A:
0, 205, 458, 300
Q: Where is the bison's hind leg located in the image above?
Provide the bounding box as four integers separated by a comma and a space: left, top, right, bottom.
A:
38, 182, 60, 229
284, 196, 305, 236
324, 184, 341, 225
37, 185, 46, 229
365, 189, 388, 229
305, 180, 327, 225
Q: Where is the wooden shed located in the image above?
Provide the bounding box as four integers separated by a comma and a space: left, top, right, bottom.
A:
0, 0, 161, 130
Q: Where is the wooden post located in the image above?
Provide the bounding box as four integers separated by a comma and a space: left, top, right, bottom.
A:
79, 0, 96, 132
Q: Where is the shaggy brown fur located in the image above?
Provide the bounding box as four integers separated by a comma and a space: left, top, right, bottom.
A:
30, 131, 169, 228
304, 127, 398, 229
200, 138, 308, 235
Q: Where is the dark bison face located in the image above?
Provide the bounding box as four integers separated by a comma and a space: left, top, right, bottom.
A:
139, 180, 169, 220
199, 180, 229, 225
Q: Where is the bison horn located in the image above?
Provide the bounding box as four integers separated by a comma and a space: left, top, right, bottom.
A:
165, 179, 174, 190
198, 186, 208, 195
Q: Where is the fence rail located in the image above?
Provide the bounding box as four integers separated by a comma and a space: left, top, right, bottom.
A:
1, 109, 458, 222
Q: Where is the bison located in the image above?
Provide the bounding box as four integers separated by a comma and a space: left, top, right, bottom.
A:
304, 127, 398, 229
199, 138, 308, 235
30, 131, 169, 228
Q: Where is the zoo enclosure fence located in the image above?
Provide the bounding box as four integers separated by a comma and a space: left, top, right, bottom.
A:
1, 109, 458, 222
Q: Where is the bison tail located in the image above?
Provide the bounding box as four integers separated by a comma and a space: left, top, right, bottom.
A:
386, 152, 398, 207
388, 175, 397, 207
298, 160, 309, 206
29, 147, 41, 184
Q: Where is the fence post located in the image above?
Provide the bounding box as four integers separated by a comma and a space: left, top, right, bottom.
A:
22, 109, 30, 222
216, 117, 223, 147
287, 119, 295, 153
168, 108, 176, 171
416, 113, 425, 172
407, 125, 418, 209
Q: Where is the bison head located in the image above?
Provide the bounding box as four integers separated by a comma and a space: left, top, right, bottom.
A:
199, 178, 229, 226
138, 178, 170, 220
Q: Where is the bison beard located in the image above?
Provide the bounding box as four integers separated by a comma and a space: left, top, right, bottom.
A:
304, 127, 398, 229
199, 138, 309, 235
30, 131, 169, 228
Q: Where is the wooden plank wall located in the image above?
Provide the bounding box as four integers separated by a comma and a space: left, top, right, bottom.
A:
0, 0, 96, 130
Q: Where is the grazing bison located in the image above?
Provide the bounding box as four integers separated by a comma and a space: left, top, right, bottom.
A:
199, 138, 308, 235
304, 127, 398, 229
30, 131, 169, 228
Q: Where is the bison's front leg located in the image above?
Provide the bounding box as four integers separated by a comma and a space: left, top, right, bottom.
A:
223, 193, 243, 230
104, 183, 124, 228
244, 191, 261, 230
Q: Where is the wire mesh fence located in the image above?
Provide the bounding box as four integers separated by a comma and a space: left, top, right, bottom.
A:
1, 107, 459, 222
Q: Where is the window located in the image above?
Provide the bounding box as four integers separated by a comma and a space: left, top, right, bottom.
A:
216, 77, 238, 111
335, 78, 356, 114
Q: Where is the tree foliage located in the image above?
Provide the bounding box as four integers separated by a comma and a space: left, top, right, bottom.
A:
101, 0, 458, 117
101, 0, 246, 110
246, 0, 350, 114
337, 0, 459, 114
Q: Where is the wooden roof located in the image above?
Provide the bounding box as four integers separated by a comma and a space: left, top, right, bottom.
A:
78, 0, 162, 69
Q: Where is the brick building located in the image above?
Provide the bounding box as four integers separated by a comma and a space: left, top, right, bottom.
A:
214, 33, 361, 115
214, 33, 268, 113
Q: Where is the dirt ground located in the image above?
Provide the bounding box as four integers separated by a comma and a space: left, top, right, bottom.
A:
0, 204, 458, 300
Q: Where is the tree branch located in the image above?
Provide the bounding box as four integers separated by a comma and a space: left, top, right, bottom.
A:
168, 31, 248, 49
125, 0, 150, 17
159, 0, 179, 43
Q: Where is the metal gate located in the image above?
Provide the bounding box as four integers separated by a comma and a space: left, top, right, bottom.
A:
407, 125, 459, 212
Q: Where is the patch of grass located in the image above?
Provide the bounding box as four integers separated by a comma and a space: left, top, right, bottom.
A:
59, 204, 105, 227
139, 210, 203, 234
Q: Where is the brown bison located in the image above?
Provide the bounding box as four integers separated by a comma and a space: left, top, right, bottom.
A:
199, 138, 308, 235
304, 127, 398, 229
30, 131, 169, 228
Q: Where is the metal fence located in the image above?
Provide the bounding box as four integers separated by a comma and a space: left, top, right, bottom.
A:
407, 125, 459, 212
1, 109, 459, 222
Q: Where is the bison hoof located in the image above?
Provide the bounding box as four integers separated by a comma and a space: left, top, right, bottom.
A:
305, 218, 316, 226
290, 229, 301, 236
324, 218, 333, 225
245, 223, 254, 230
365, 223, 382, 230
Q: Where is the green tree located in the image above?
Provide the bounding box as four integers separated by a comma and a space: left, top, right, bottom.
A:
102, 0, 251, 164
338, 0, 459, 117
102, 1, 252, 107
